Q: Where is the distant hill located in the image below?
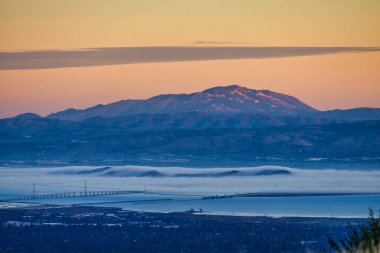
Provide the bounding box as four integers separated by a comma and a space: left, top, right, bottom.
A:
1, 84, 380, 166
13, 113, 42, 119
1, 114, 379, 163
48, 85, 318, 121
45, 85, 380, 122
315, 108, 380, 121
0, 111, 350, 134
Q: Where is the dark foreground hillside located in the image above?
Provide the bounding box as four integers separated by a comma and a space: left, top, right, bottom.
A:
0, 206, 359, 253
0, 117, 379, 167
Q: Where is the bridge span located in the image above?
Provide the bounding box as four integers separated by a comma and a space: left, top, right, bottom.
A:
0, 190, 142, 203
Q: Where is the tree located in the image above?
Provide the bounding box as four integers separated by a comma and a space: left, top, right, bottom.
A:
326, 209, 380, 253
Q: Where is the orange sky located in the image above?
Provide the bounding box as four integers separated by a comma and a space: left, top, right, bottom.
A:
0, 0, 379, 117
1, 0, 380, 50
1, 51, 380, 117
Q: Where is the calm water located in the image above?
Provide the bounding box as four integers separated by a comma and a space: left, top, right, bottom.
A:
1, 166, 380, 218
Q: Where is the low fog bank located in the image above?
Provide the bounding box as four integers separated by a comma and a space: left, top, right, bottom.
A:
48, 166, 293, 177
1, 166, 380, 196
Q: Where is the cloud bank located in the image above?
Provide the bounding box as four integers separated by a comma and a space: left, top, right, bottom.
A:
1, 166, 380, 195
0, 46, 379, 70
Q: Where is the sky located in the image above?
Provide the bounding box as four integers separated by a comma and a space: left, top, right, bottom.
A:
0, 0, 380, 118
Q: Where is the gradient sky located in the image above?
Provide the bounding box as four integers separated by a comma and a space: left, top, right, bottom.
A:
0, 0, 380, 118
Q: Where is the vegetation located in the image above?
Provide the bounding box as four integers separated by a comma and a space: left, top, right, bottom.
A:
326, 209, 380, 253
1, 206, 352, 253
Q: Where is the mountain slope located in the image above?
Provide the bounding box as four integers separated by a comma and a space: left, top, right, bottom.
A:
1, 117, 379, 165
48, 85, 318, 121
0, 112, 339, 135
315, 108, 380, 121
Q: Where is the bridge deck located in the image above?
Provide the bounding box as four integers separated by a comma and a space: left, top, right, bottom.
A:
0, 190, 142, 202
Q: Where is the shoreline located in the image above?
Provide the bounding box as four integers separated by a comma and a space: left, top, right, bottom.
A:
0, 201, 373, 219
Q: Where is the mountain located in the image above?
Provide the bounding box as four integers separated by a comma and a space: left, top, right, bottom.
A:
315, 108, 380, 121
13, 112, 42, 119
48, 85, 318, 121
0, 112, 338, 135
79, 112, 328, 130
1, 116, 379, 166
1, 84, 380, 166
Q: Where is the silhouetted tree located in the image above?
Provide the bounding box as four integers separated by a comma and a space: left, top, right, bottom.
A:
326, 209, 380, 253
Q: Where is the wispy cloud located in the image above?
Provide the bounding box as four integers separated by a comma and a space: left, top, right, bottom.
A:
192, 41, 245, 45
0, 46, 379, 70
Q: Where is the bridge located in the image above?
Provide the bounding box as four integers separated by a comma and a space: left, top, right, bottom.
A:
0, 190, 142, 203
0, 180, 145, 203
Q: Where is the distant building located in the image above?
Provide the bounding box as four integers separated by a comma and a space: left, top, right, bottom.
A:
3, 221, 31, 227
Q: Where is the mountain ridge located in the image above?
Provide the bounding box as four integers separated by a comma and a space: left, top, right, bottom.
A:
1, 82, 380, 166
47, 85, 318, 121
1, 117, 379, 166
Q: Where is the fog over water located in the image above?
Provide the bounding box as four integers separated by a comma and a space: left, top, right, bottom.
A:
1, 166, 380, 217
